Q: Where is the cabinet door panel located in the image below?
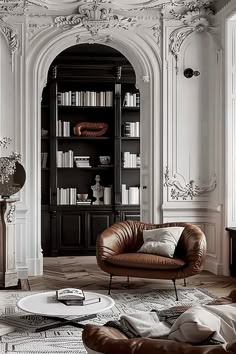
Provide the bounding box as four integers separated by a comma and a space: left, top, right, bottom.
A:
57, 212, 84, 249
120, 210, 140, 222
41, 210, 51, 256
87, 212, 114, 248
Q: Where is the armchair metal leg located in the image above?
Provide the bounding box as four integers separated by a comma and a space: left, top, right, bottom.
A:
183, 278, 187, 287
108, 274, 113, 295
172, 279, 179, 301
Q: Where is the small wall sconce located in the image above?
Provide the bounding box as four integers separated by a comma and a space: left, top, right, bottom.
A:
183, 68, 200, 78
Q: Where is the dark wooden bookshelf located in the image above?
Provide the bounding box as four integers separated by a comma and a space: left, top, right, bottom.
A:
41, 44, 140, 257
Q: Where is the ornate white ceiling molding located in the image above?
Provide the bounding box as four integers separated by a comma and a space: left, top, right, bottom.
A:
170, 7, 214, 31
0, 1, 48, 15
0, 17, 18, 70
164, 166, 217, 201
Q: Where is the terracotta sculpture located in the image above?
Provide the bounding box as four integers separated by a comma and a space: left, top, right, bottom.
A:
74, 122, 108, 137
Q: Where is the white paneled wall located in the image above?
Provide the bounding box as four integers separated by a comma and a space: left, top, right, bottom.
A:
0, 0, 232, 276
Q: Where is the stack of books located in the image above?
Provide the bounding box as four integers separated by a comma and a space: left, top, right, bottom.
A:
123, 122, 140, 137
76, 199, 92, 205
56, 288, 101, 306
74, 156, 91, 168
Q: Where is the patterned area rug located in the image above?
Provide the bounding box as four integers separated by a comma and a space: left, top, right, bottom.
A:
0, 288, 216, 353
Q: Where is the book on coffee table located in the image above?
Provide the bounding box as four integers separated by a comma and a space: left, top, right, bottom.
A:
56, 288, 85, 301
0, 322, 15, 336
60, 297, 101, 306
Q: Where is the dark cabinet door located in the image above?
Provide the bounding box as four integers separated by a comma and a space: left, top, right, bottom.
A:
227, 227, 236, 277
41, 209, 51, 256
86, 211, 114, 249
57, 211, 85, 253
119, 209, 140, 222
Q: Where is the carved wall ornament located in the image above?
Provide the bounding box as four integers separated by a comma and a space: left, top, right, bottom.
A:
0, 17, 19, 70
164, 167, 217, 200
0, 0, 48, 15
169, 26, 193, 69
142, 75, 150, 83
149, 24, 161, 45
6, 204, 15, 223
168, 0, 213, 10
27, 22, 52, 40
54, 0, 137, 37
171, 8, 214, 32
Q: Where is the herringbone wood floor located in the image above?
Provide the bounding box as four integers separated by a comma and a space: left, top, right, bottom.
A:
28, 256, 236, 298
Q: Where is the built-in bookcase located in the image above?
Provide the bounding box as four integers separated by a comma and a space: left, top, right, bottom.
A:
41, 44, 140, 256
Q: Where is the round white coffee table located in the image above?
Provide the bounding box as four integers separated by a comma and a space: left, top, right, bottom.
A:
17, 291, 115, 331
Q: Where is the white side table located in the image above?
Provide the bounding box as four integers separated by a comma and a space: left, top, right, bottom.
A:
0, 198, 19, 287
17, 291, 115, 331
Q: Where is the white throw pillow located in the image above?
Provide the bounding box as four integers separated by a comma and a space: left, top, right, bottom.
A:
137, 227, 184, 257
168, 305, 224, 344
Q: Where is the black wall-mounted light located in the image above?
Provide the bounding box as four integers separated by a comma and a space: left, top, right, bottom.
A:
183, 68, 200, 78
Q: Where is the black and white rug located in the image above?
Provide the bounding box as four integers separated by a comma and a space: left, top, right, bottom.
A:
0, 288, 216, 353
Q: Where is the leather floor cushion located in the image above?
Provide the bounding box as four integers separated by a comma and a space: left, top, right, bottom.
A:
106, 253, 186, 270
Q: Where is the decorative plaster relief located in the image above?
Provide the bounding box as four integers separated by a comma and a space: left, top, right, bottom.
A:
169, 26, 193, 64
27, 21, 52, 40
0, 0, 48, 15
7, 204, 15, 223
0, 17, 18, 57
171, 8, 214, 32
164, 167, 217, 200
54, 0, 137, 37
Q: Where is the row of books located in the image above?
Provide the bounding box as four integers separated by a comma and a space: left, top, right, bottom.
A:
123, 92, 140, 107
41, 152, 48, 168
57, 188, 77, 205
123, 121, 140, 137
74, 156, 91, 168
57, 91, 113, 107
122, 184, 140, 205
122, 152, 141, 168
57, 150, 74, 168
56, 120, 70, 137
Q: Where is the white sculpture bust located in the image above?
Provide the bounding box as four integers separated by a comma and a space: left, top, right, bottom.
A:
91, 175, 104, 205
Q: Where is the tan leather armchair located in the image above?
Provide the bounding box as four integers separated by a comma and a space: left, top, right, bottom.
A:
96, 221, 207, 300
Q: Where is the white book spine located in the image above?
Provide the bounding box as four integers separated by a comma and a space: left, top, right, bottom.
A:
122, 184, 128, 204
104, 187, 111, 205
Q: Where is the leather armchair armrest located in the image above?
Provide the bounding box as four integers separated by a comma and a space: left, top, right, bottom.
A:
82, 324, 235, 354
175, 224, 207, 276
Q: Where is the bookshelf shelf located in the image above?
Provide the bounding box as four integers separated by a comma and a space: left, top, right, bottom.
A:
56, 137, 112, 141
41, 44, 140, 257
122, 107, 140, 111
121, 137, 140, 140
122, 167, 140, 170
58, 105, 113, 109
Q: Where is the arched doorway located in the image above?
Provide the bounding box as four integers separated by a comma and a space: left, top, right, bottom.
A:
26, 29, 162, 275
